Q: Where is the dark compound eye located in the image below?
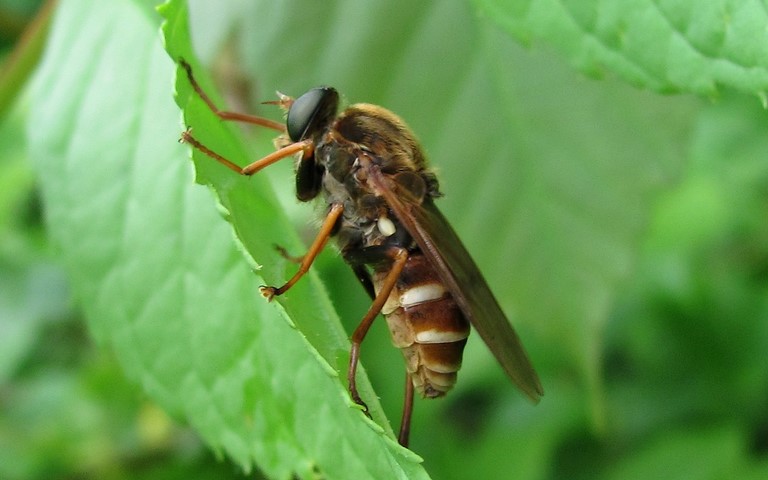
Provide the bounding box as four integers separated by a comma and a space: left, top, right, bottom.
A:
286, 86, 339, 142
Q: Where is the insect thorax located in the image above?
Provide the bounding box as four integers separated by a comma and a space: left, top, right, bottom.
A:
315, 105, 442, 252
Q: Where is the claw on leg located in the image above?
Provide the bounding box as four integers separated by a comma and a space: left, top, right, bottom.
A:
259, 285, 278, 301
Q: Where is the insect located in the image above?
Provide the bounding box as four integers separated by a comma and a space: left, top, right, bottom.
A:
178, 60, 543, 447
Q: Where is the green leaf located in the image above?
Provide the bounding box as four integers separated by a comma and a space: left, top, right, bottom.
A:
27, 0, 425, 478
0, 107, 44, 383
26, 0, 712, 477
474, 0, 768, 96
179, 2, 696, 432
189, 0, 699, 453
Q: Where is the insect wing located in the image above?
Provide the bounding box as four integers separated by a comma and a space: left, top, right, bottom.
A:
366, 163, 544, 402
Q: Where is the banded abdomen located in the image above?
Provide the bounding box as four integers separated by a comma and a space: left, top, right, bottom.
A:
374, 253, 470, 398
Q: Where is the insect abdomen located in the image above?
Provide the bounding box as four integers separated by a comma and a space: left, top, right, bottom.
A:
375, 253, 470, 398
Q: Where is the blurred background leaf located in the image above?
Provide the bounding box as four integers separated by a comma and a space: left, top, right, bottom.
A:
1, 2, 256, 479
473, 0, 768, 96
2, 0, 767, 479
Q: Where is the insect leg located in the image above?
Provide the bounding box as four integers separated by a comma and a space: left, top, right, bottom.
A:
343, 246, 400, 300
349, 264, 376, 300
260, 203, 344, 300
179, 130, 243, 174
181, 130, 313, 177
241, 139, 313, 175
179, 59, 285, 132
347, 247, 408, 411
398, 373, 414, 447
274, 244, 304, 264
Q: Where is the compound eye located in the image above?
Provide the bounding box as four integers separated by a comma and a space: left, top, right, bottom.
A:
286, 87, 339, 142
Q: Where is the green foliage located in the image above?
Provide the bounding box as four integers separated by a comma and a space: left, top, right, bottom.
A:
474, 0, 768, 96
2, 0, 767, 478
23, 0, 421, 478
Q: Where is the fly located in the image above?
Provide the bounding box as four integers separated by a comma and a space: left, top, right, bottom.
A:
178, 60, 543, 447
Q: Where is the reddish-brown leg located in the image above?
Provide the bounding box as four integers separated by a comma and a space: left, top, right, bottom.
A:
274, 245, 304, 264
181, 130, 313, 177
260, 203, 344, 300
179, 59, 286, 132
399, 373, 414, 447
347, 247, 408, 411
241, 140, 312, 176
179, 130, 244, 174
179, 60, 314, 177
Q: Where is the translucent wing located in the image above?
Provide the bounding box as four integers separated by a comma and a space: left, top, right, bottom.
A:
365, 162, 544, 402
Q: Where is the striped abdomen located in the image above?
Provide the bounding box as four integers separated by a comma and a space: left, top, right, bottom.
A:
374, 253, 470, 398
